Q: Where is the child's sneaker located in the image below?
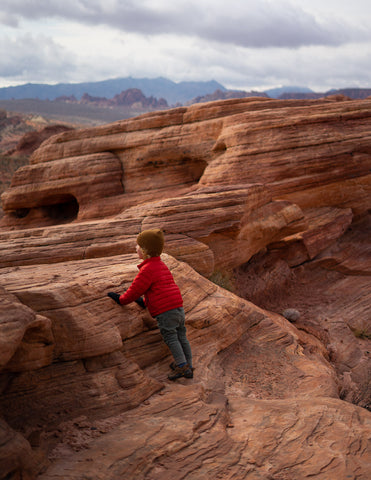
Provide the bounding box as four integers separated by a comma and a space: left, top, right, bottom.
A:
168, 364, 193, 381
183, 367, 194, 379
169, 362, 194, 377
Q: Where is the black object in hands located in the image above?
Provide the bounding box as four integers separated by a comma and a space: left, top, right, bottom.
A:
135, 297, 146, 309
107, 292, 121, 304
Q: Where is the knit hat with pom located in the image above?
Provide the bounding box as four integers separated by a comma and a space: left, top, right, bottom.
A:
137, 229, 164, 257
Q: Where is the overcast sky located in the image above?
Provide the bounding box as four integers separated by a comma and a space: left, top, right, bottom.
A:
0, 0, 370, 92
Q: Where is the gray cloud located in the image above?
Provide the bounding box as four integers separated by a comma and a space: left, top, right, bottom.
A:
0, 0, 369, 91
0, 33, 75, 81
0, 0, 368, 48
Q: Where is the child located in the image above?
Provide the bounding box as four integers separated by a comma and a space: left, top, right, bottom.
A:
107, 228, 193, 381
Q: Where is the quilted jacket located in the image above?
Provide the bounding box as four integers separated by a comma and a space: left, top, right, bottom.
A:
119, 256, 183, 317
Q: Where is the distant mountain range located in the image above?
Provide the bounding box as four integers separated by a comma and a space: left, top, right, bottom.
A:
0, 77, 226, 106
264, 86, 314, 98
1, 78, 370, 107
0, 78, 370, 128
277, 88, 371, 100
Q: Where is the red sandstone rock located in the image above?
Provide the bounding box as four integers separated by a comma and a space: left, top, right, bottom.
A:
0, 97, 370, 479
0, 418, 45, 479
9, 124, 73, 156
1, 152, 124, 221
36, 388, 371, 480
0, 287, 53, 372
268, 206, 354, 266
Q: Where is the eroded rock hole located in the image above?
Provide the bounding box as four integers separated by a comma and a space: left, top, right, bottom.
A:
13, 208, 30, 219
42, 195, 79, 223
181, 157, 208, 183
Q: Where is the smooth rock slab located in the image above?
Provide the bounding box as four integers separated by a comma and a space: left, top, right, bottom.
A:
38, 385, 371, 480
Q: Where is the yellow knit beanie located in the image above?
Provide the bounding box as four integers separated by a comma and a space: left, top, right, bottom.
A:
137, 229, 164, 257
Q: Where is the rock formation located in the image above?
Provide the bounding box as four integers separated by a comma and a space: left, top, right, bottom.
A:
0, 96, 370, 479
56, 88, 168, 110
0, 109, 73, 157
279, 88, 371, 100
187, 88, 268, 105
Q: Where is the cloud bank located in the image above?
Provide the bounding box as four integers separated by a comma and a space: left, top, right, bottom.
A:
0, 0, 370, 91
2, 0, 368, 48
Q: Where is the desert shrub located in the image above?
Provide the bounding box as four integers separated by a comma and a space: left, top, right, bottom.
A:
351, 327, 371, 340
348, 318, 371, 340
209, 269, 235, 292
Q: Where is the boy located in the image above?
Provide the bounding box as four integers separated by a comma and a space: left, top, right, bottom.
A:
107, 228, 193, 381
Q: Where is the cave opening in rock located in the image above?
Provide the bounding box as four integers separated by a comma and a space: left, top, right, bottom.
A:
13, 208, 30, 219
42, 195, 79, 224
179, 156, 208, 184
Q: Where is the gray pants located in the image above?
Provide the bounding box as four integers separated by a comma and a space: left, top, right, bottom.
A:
156, 307, 192, 367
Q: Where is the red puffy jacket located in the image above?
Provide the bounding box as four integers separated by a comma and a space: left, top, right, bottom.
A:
119, 256, 183, 317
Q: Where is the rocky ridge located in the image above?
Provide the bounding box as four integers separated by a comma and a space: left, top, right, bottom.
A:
57, 88, 168, 110
278, 88, 371, 100
0, 96, 370, 479
0, 109, 74, 156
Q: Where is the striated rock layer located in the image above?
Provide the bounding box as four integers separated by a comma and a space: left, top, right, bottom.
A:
0, 96, 370, 479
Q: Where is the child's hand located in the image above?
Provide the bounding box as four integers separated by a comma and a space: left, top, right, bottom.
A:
135, 297, 146, 309
107, 292, 121, 304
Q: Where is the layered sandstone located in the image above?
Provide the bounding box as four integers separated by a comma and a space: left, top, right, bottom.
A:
0, 96, 370, 479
